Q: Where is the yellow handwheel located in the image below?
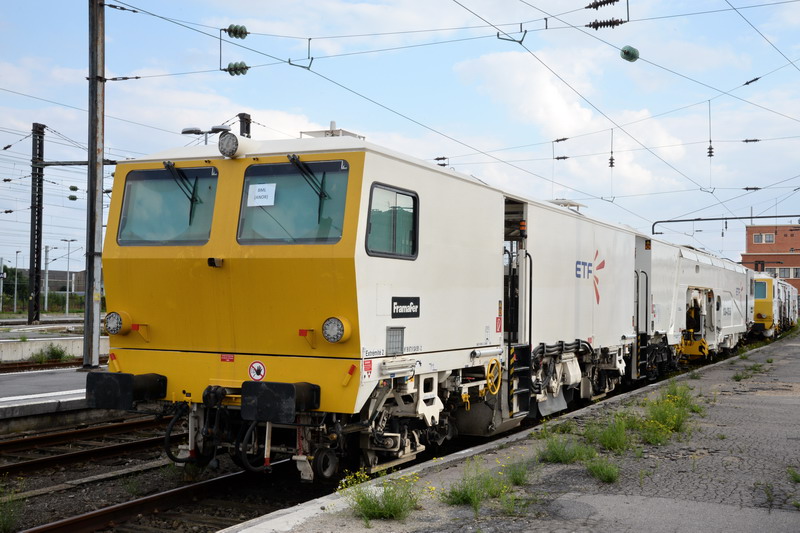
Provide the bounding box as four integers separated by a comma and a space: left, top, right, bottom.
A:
485, 358, 501, 395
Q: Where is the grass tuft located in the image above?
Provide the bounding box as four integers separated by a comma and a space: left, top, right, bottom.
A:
0, 475, 23, 533
28, 343, 71, 364
539, 435, 596, 464
503, 458, 535, 486
584, 415, 630, 454
338, 470, 420, 527
440, 459, 510, 517
585, 457, 620, 483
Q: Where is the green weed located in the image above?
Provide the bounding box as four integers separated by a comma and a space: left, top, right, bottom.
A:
123, 476, 142, 496
788, 467, 800, 483
339, 470, 419, 527
532, 419, 578, 440
539, 435, 596, 464
28, 343, 71, 364
498, 492, 529, 516
647, 398, 690, 433
0, 475, 23, 533
584, 415, 630, 454
630, 381, 702, 445
640, 419, 672, 445
502, 458, 534, 486
585, 457, 619, 483
732, 363, 768, 382
440, 459, 510, 517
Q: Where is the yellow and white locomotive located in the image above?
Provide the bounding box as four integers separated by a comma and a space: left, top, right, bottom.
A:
87, 125, 753, 480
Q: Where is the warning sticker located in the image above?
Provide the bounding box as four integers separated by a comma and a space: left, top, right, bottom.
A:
220, 354, 235, 362
248, 360, 266, 381
364, 359, 373, 379
496, 317, 502, 333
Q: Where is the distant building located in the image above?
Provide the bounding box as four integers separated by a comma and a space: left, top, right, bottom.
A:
43, 269, 86, 293
740, 224, 800, 292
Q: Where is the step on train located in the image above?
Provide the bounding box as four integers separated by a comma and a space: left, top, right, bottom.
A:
87, 126, 799, 481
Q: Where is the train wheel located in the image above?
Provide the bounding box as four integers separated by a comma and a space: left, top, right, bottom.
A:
312, 447, 339, 480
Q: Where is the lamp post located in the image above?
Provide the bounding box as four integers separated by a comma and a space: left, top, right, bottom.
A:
0, 257, 7, 313
13, 251, 21, 314
61, 239, 77, 315
44, 246, 57, 312
181, 125, 231, 145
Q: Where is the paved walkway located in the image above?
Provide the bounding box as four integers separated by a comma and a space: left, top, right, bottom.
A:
227, 331, 800, 533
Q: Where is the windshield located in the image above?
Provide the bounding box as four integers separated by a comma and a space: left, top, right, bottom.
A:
237, 159, 348, 244
118, 166, 218, 246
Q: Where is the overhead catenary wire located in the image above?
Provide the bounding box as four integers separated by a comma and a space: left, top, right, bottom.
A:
106, 2, 651, 221
724, 0, 800, 74
4, 1, 799, 261
454, 1, 722, 200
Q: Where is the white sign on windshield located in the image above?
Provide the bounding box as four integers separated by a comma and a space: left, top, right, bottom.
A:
248, 183, 276, 207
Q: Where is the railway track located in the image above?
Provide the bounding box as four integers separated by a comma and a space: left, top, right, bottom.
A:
8, 338, 781, 532
20, 467, 335, 533
20, 471, 249, 533
0, 356, 109, 374
0, 416, 179, 476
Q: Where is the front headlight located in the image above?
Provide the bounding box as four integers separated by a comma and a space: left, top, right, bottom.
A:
321, 317, 351, 343
105, 311, 131, 335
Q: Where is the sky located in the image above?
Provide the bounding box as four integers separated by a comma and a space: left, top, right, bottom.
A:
2, 0, 800, 275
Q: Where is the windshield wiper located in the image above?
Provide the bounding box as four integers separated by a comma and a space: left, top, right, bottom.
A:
163, 161, 201, 225
287, 154, 329, 223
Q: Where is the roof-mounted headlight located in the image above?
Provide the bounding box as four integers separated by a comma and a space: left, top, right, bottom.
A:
218, 131, 257, 159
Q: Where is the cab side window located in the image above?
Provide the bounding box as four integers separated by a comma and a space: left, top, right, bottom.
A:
366, 184, 418, 259
754, 281, 767, 299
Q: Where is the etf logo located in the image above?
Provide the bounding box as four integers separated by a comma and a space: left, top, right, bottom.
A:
575, 261, 593, 278
576, 250, 606, 304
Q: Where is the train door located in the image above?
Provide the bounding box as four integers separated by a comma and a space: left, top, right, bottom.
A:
682, 288, 712, 360
503, 198, 530, 346
503, 198, 532, 417
632, 236, 652, 381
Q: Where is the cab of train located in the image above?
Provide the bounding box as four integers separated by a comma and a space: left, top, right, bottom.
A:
752, 273, 776, 337
87, 126, 509, 479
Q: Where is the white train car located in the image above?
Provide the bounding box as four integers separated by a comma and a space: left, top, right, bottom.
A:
776, 278, 799, 332
630, 239, 750, 378
670, 247, 750, 359
502, 199, 637, 417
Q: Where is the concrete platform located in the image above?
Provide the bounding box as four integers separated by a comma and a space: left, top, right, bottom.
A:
0, 336, 109, 363
222, 331, 800, 533
0, 367, 91, 434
